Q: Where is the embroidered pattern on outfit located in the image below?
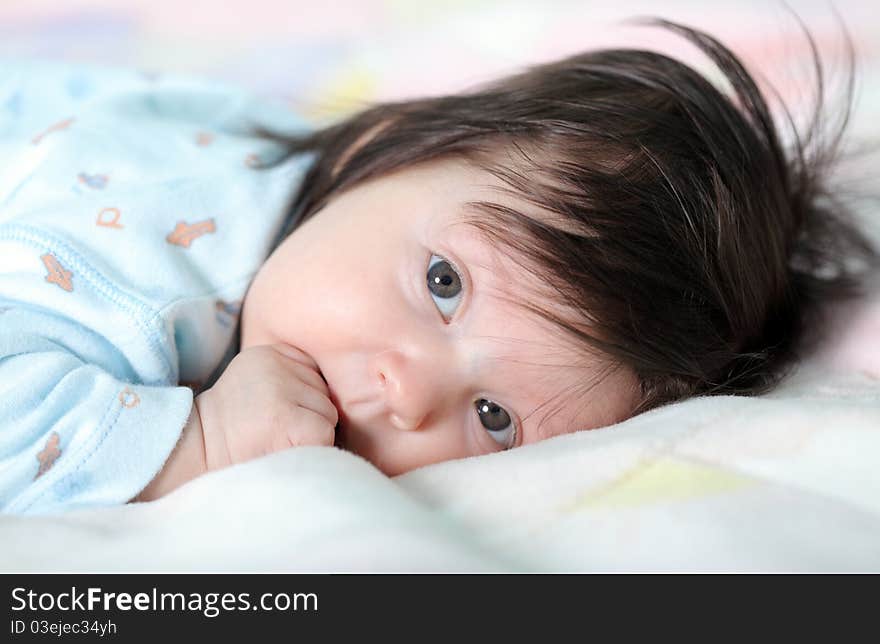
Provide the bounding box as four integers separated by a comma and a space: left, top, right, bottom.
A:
78, 173, 108, 189
119, 387, 140, 409
41, 254, 74, 292
166, 219, 216, 248
95, 207, 123, 229
35, 432, 61, 479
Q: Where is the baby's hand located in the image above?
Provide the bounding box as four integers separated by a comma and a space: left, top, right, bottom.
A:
196, 344, 339, 472
135, 344, 337, 502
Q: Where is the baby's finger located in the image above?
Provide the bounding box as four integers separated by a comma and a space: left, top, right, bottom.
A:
285, 360, 330, 395
280, 407, 336, 449
269, 343, 320, 371
287, 382, 339, 427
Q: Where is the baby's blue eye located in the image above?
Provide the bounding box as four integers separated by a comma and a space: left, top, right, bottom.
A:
426, 254, 463, 321
475, 398, 516, 449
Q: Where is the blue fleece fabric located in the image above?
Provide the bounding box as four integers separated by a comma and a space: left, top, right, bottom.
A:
0, 59, 315, 514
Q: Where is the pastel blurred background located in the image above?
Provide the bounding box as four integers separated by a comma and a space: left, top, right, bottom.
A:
1, 0, 877, 136
1, 0, 878, 371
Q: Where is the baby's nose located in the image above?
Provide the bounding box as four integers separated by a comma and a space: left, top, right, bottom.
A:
372, 349, 446, 432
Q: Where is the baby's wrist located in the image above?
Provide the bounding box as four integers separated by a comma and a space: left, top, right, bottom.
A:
133, 402, 208, 502
193, 390, 232, 473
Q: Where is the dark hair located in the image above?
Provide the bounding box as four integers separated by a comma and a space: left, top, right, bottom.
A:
249, 17, 879, 421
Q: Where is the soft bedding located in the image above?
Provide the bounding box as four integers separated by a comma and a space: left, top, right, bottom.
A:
1, 1, 878, 571
1, 311, 879, 571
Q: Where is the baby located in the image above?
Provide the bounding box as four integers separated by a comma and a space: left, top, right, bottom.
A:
1, 19, 876, 513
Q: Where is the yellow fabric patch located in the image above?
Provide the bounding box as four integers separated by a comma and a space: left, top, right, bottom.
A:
571, 457, 755, 510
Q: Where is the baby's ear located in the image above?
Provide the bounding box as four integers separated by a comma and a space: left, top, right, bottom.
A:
331, 117, 395, 180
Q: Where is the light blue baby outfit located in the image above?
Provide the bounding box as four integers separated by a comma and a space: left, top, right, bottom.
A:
0, 59, 315, 514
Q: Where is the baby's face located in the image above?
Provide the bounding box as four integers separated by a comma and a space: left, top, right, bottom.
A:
240, 157, 639, 475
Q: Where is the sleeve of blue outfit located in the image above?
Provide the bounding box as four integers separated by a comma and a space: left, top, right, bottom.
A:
0, 306, 193, 515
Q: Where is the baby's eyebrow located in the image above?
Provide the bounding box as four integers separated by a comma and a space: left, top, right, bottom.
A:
479, 352, 581, 437
522, 381, 582, 441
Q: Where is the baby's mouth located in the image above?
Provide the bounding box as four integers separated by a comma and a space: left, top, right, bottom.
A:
334, 420, 343, 448
319, 368, 344, 448
333, 413, 348, 451
320, 369, 353, 453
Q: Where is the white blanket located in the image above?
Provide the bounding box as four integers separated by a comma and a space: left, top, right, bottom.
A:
2, 304, 879, 571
